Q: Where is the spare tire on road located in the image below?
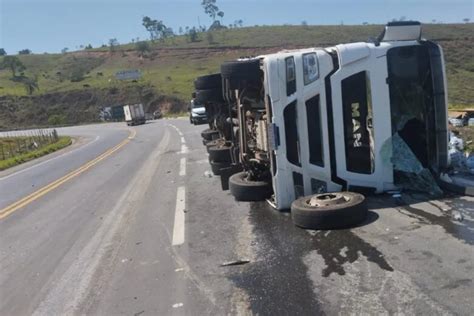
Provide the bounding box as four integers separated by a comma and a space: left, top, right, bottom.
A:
194, 73, 222, 90
291, 192, 367, 230
229, 171, 272, 201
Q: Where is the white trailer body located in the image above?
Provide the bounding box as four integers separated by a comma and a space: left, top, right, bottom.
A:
262, 24, 448, 209
123, 104, 146, 126
222, 22, 450, 210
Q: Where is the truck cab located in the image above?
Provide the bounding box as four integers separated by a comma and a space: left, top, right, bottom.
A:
220, 22, 449, 211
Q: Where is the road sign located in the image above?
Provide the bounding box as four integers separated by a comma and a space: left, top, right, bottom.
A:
115, 70, 142, 81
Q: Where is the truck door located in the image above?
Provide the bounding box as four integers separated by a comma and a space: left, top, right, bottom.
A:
330, 44, 393, 192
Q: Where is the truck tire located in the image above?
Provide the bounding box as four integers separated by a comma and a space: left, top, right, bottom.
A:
221, 59, 260, 89
229, 172, 272, 201
205, 138, 228, 150
210, 160, 230, 176
195, 89, 224, 104
194, 73, 222, 90
208, 145, 232, 162
291, 192, 367, 230
201, 129, 219, 141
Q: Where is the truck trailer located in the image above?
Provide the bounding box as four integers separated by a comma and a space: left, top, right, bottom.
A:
123, 104, 146, 126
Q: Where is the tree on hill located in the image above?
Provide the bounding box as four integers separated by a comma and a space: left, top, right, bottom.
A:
201, 0, 223, 22
18, 49, 31, 55
186, 27, 199, 42
142, 16, 167, 41
0, 56, 26, 77
136, 41, 150, 57
463, 18, 470, 23
108, 38, 119, 53
61, 47, 68, 54
21, 76, 39, 95
202, 0, 225, 31
85, 44, 93, 50
0, 48, 6, 56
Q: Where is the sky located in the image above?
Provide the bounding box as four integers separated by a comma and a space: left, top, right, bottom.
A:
1, 0, 473, 54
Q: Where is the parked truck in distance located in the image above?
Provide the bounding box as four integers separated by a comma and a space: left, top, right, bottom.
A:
123, 104, 146, 126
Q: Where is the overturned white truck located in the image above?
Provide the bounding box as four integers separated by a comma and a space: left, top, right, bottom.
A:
195, 22, 456, 229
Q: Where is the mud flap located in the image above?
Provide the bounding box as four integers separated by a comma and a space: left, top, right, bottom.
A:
219, 164, 243, 191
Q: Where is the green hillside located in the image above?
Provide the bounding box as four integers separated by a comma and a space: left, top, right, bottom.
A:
0, 23, 473, 129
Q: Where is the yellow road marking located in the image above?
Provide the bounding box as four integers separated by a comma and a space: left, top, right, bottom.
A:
0, 129, 136, 220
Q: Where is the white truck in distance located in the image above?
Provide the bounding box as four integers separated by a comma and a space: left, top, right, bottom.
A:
123, 104, 146, 126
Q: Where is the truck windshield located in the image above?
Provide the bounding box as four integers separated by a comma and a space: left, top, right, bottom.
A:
387, 44, 435, 169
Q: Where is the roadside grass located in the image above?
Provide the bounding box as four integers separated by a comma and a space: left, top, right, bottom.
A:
0, 136, 72, 171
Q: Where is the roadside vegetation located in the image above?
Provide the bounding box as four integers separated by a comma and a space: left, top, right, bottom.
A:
0, 8, 472, 130
451, 126, 474, 153
0, 131, 71, 170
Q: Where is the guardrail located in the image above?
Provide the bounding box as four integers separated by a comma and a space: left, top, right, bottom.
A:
0, 129, 59, 160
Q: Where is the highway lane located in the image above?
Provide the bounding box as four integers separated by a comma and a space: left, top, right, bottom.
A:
0, 124, 130, 208
1, 119, 473, 315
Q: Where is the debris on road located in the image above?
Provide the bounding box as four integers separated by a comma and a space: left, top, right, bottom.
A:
175, 268, 184, 272
204, 171, 213, 178
452, 211, 464, 222
172, 303, 184, 308
220, 259, 250, 267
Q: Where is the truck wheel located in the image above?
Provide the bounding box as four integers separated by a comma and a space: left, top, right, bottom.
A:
291, 192, 367, 230
194, 73, 222, 90
201, 129, 219, 141
210, 160, 230, 176
205, 138, 227, 149
221, 59, 261, 89
208, 145, 232, 162
195, 89, 224, 104
229, 172, 272, 201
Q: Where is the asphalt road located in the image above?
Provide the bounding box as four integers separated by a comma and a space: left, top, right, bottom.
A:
0, 119, 473, 315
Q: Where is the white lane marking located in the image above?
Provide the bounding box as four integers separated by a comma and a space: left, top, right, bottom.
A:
180, 144, 188, 154
178, 131, 183, 137
172, 186, 186, 246
172, 303, 184, 308
180, 136, 185, 144
0, 136, 100, 181
179, 158, 186, 176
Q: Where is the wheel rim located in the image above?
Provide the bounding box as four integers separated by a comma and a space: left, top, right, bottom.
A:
306, 193, 350, 207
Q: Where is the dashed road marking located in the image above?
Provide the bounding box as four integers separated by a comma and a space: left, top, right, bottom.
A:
180, 144, 189, 154
179, 158, 186, 176
172, 186, 186, 246
180, 136, 185, 144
